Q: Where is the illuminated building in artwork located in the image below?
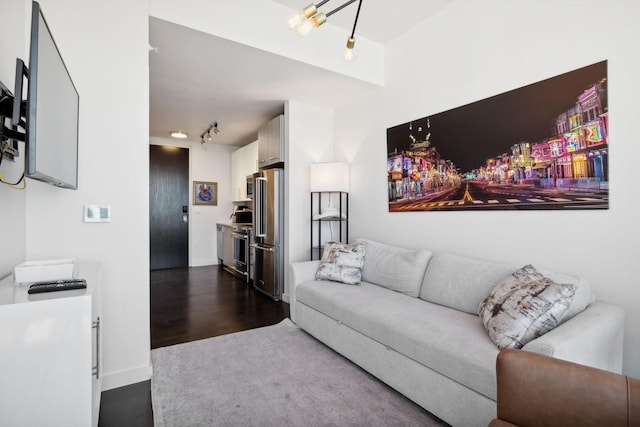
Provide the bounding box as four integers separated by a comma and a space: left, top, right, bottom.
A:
510, 142, 533, 181
524, 78, 608, 187
578, 79, 608, 181
387, 119, 460, 202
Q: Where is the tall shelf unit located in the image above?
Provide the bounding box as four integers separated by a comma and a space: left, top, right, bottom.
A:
310, 191, 349, 260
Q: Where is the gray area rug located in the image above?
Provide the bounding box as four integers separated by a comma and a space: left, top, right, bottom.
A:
151, 319, 447, 426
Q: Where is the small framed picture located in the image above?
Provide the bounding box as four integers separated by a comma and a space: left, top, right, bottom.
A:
193, 181, 218, 206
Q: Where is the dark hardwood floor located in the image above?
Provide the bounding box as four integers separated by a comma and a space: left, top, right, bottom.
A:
98, 265, 289, 427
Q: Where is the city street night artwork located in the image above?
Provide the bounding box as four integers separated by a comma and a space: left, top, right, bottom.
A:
387, 61, 608, 212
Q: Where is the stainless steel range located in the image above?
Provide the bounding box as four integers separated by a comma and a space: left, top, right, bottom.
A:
226, 224, 252, 283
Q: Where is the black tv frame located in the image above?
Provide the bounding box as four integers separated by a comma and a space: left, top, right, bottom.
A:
24, 0, 80, 190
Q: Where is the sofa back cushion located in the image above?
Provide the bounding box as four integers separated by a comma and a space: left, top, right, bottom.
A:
420, 253, 517, 314
420, 252, 594, 319
358, 239, 432, 297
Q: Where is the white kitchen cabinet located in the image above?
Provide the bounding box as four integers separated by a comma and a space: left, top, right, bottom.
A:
231, 141, 258, 202
0, 262, 102, 427
258, 114, 284, 168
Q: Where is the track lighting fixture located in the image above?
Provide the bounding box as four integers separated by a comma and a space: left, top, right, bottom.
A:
287, 0, 363, 61
200, 122, 219, 145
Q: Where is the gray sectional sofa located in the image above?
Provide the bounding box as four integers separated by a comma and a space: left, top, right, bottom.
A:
290, 239, 625, 427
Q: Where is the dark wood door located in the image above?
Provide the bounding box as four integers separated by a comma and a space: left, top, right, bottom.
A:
149, 145, 189, 270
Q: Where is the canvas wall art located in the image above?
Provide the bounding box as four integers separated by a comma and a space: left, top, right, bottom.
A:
387, 61, 608, 212
193, 181, 218, 206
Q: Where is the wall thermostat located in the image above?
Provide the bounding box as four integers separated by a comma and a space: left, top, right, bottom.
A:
84, 205, 111, 223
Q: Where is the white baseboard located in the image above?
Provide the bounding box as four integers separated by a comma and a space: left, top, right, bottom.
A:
190, 260, 218, 267
101, 365, 153, 391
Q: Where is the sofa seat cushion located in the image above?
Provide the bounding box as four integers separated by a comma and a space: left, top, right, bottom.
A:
296, 279, 501, 400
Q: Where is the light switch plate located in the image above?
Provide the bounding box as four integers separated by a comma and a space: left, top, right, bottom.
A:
84, 205, 111, 222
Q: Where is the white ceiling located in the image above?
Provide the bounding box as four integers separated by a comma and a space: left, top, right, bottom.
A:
149, 1, 453, 147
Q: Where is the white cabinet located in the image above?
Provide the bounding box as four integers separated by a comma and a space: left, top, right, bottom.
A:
0, 262, 102, 427
231, 141, 258, 202
258, 114, 284, 168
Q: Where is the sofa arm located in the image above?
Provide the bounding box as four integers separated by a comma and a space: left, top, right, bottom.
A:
289, 260, 320, 323
491, 348, 640, 427
522, 302, 624, 373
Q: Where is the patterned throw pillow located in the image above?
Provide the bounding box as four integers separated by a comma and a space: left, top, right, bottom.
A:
478, 265, 577, 350
315, 241, 366, 285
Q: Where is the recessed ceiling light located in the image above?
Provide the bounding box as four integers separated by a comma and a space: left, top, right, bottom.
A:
170, 130, 188, 139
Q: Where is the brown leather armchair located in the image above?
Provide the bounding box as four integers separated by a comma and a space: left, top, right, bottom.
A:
489, 348, 640, 427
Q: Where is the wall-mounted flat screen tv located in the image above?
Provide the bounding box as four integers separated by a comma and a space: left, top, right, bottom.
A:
25, 1, 79, 190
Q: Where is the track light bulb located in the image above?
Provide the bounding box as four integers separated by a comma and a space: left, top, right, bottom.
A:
344, 36, 356, 61
205, 131, 212, 142
287, 3, 317, 29
287, 11, 305, 29
296, 18, 315, 37
296, 12, 326, 37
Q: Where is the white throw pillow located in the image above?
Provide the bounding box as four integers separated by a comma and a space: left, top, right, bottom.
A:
315, 241, 366, 285
478, 265, 576, 350
357, 239, 432, 297
537, 269, 594, 322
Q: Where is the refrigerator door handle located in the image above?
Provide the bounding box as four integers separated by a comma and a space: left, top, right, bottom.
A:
255, 176, 267, 238
252, 243, 274, 253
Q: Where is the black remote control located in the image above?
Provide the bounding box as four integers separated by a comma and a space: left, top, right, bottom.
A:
28, 279, 87, 294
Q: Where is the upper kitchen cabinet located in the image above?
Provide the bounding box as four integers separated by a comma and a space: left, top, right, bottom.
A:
258, 115, 284, 168
231, 141, 258, 202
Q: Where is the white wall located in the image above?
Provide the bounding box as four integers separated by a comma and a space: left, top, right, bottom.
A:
334, 0, 640, 377
284, 100, 334, 299
0, 0, 27, 277
150, 137, 235, 267
20, 0, 151, 389
191, 142, 234, 265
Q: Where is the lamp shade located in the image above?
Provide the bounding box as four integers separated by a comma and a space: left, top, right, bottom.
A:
310, 162, 349, 192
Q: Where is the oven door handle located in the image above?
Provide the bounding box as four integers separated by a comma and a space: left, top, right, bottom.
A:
231, 232, 249, 239
227, 265, 248, 277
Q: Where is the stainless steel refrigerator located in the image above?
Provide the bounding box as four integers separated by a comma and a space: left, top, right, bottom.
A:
252, 168, 284, 301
